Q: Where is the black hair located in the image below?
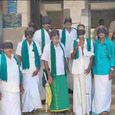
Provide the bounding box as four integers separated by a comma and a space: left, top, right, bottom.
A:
99, 19, 104, 25
50, 30, 59, 38
42, 16, 51, 25
77, 24, 85, 30
25, 27, 35, 38
64, 17, 72, 24
2, 41, 13, 49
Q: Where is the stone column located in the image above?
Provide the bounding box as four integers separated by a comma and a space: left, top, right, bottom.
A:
80, 1, 91, 38
17, 1, 30, 27
0, 12, 3, 42
63, 0, 86, 24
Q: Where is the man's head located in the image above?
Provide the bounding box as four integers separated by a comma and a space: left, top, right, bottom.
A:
64, 17, 72, 30
42, 16, 51, 31
98, 19, 104, 26
28, 21, 37, 31
25, 27, 35, 41
77, 24, 86, 38
97, 25, 107, 39
2, 41, 13, 57
50, 30, 60, 46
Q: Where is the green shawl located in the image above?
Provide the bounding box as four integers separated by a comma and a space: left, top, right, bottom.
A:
50, 42, 66, 77
73, 40, 79, 59
41, 28, 45, 52
61, 28, 66, 46
21, 39, 40, 70
73, 38, 91, 59
0, 52, 22, 83
86, 38, 91, 51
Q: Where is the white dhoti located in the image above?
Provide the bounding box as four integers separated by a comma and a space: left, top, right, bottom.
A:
22, 73, 42, 112
67, 59, 73, 90
73, 74, 87, 115
92, 75, 112, 114
86, 73, 92, 112
0, 91, 21, 115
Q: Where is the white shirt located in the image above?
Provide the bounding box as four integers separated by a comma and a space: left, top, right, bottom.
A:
41, 43, 65, 75
71, 39, 94, 75
16, 40, 41, 74
1, 55, 20, 92
59, 28, 77, 58
83, 38, 94, 69
33, 28, 51, 53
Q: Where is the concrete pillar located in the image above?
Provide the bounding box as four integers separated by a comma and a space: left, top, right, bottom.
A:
17, 1, 30, 27
80, 1, 91, 38
63, 0, 86, 24
0, 12, 3, 42
2, 0, 7, 14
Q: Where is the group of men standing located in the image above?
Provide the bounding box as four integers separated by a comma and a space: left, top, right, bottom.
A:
0, 16, 115, 115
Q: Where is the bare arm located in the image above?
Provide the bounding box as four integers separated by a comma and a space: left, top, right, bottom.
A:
16, 55, 22, 64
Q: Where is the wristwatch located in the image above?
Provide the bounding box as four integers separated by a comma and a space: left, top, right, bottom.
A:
110, 68, 114, 71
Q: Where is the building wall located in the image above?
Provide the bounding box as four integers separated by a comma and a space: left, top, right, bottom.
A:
91, 1, 115, 10
64, 0, 86, 24
3, 27, 26, 51
17, 1, 30, 27
91, 1, 115, 28
2, 0, 87, 50
2, 0, 7, 14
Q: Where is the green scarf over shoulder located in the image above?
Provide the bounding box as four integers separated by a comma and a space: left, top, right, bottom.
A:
73, 38, 91, 59
73, 40, 79, 59
50, 42, 66, 77
21, 39, 40, 70
41, 28, 45, 52
61, 28, 66, 46
86, 38, 91, 51
0, 52, 22, 83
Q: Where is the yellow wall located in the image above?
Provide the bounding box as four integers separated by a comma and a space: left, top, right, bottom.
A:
2, 0, 7, 14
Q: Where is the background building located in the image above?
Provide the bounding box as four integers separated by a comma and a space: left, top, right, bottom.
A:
0, 0, 115, 49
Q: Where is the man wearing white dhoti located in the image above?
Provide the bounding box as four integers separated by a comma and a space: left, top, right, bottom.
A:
60, 17, 77, 91
71, 24, 93, 115
16, 27, 42, 115
33, 16, 51, 101
83, 29, 94, 114
0, 41, 22, 115
92, 26, 115, 115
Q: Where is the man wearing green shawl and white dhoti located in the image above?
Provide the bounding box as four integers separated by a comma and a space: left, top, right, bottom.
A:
71, 24, 94, 115
0, 41, 22, 115
16, 27, 42, 115
41, 30, 70, 114
33, 16, 51, 101
60, 17, 77, 92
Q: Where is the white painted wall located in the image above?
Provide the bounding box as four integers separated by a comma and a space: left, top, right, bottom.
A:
17, 1, 30, 27
91, 2, 115, 10
64, 0, 86, 24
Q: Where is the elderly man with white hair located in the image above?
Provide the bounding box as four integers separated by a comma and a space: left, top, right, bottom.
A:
92, 26, 115, 115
